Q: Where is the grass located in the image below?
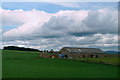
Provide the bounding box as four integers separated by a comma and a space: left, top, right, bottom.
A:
78, 57, 119, 66
2, 50, 119, 78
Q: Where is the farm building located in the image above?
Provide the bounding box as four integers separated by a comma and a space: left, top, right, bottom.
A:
40, 47, 119, 59
59, 47, 106, 58
40, 53, 59, 58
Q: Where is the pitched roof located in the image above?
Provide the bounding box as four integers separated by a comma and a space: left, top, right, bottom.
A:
63, 47, 103, 53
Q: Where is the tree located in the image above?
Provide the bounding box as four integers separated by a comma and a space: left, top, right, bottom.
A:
46, 50, 49, 52
44, 50, 46, 52
50, 49, 54, 53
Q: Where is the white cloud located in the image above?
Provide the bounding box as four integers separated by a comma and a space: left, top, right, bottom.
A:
2, 8, 118, 51
3, 8, 118, 40
1, 9, 51, 27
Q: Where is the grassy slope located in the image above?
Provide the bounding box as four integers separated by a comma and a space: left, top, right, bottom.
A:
2, 50, 119, 78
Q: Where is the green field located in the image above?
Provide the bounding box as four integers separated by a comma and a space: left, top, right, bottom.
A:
78, 57, 119, 66
2, 50, 119, 78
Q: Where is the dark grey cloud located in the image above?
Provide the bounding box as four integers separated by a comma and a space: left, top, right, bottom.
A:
81, 10, 118, 34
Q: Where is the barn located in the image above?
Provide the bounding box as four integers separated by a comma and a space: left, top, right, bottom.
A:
59, 47, 106, 58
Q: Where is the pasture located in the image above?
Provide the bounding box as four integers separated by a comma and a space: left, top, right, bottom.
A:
78, 57, 119, 66
2, 50, 119, 78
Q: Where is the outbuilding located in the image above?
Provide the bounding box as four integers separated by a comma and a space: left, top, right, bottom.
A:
59, 47, 105, 58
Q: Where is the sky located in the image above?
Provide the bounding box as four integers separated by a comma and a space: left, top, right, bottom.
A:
1, 2, 119, 51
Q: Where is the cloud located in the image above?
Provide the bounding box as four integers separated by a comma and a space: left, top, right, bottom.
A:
2, 8, 118, 51
1, 9, 51, 27
80, 9, 118, 34
2, 33, 118, 51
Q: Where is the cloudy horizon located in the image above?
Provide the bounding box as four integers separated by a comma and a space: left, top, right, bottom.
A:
1, 2, 119, 51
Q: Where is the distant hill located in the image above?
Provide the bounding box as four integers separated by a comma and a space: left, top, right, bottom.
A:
104, 51, 120, 54
3, 46, 40, 52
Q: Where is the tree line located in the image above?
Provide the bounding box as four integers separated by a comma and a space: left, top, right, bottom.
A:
3, 46, 40, 52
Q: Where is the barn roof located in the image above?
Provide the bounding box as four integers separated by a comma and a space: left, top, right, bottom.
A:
62, 47, 103, 53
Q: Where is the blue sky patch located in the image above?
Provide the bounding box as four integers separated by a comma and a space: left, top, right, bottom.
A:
2, 2, 117, 13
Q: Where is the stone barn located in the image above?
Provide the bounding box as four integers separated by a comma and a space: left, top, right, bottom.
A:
59, 47, 106, 58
